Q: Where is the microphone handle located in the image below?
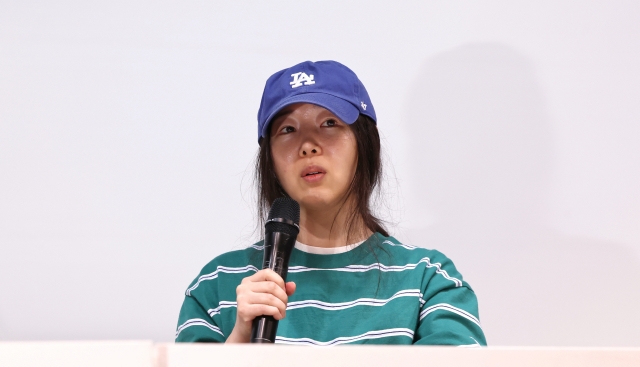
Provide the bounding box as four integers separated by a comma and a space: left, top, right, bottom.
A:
250, 230, 297, 343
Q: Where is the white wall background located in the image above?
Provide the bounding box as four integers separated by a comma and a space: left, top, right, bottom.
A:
1, 1, 639, 346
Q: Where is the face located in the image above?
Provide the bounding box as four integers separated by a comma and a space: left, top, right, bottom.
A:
269, 103, 358, 212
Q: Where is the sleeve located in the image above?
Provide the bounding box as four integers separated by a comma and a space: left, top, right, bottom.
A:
414, 251, 487, 346
175, 275, 226, 343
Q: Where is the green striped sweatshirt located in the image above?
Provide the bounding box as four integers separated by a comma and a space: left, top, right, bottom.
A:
175, 232, 486, 346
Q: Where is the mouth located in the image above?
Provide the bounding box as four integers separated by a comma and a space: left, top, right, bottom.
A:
301, 165, 326, 182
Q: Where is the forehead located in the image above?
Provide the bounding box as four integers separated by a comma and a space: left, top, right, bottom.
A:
271, 103, 334, 122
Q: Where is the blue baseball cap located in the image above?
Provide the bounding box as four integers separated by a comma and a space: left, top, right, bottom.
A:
257, 60, 376, 142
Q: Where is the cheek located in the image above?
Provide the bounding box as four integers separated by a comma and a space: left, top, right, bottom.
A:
344, 150, 358, 183
271, 146, 296, 188
327, 136, 358, 183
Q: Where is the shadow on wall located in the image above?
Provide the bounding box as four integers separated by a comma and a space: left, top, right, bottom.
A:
403, 43, 640, 346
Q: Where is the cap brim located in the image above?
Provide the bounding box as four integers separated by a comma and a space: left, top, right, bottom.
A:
261, 93, 360, 139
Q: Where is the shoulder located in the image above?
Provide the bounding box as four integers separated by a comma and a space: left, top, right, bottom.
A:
373, 233, 467, 288
200, 241, 263, 273
184, 240, 264, 295
374, 233, 455, 264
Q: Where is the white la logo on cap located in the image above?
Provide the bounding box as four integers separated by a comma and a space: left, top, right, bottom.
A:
290, 72, 315, 88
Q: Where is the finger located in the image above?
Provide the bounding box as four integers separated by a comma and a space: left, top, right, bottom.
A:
249, 269, 286, 290
245, 304, 283, 320
247, 293, 287, 319
285, 281, 296, 296
247, 281, 289, 303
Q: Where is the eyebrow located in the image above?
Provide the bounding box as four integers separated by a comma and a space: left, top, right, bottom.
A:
271, 107, 294, 122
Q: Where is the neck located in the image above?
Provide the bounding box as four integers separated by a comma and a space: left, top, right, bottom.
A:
296, 201, 372, 248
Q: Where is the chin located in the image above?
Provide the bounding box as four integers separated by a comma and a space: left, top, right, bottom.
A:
294, 192, 341, 211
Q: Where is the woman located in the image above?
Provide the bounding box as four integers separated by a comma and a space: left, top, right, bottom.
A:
175, 61, 486, 346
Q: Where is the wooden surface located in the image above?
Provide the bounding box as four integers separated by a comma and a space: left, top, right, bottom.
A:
161, 344, 640, 367
0, 341, 153, 367
1, 341, 639, 367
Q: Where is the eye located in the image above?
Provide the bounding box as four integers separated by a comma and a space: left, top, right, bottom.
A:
321, 119, 338, 127
280, 125, 296, 134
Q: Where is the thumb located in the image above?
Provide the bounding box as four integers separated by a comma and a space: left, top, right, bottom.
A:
285, 281, 296, 296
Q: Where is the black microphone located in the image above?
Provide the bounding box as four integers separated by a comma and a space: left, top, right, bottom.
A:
250, 197, 300, 343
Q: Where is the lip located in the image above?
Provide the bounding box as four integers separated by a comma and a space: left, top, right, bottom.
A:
301, 165, 326, 183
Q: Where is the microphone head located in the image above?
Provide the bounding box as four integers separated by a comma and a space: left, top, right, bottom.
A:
267, 197, 300, 224
265, 197, 300, 235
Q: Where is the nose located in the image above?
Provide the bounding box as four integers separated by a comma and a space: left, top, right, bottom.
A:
300, 143, 320, 157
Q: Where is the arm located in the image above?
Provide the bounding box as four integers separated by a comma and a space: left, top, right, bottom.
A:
175, 292, 226, 343
415, 286, 486, 346
414, 252, 487, 346
175, 268, 295, 343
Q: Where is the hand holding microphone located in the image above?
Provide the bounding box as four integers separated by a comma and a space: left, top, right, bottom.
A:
226, 198, 300, 344
226, 269, 296, 343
